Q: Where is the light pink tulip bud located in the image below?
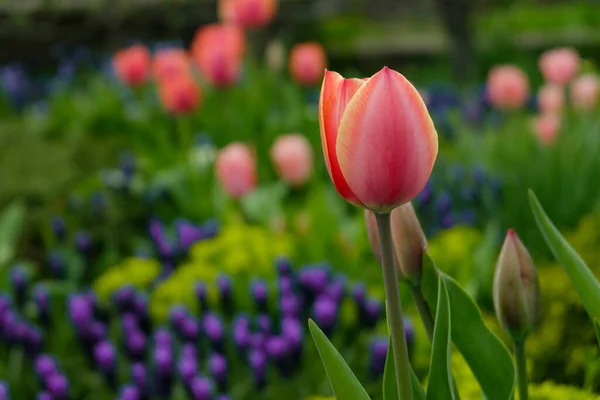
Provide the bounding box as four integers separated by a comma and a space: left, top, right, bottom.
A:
486, 65, 530, 110
570, 74, 599, 111
537, 84, 564, 114
215, 143, 257, 199
364, 203, 427, 284
289, 42, 327, 86
532, 113, 561, 146
539, 47, 580, 86
270, 134, 314, 187
493, 230, 540, 340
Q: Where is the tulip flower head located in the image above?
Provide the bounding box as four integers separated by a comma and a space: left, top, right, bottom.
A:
570, 73, 599, 111
112, 45, 152, 86
191, 24, 245, 87
318, 67, 438, 211
537, 84, 564, 114
219, 0, 277, 28
215, 142, 257, 199
539, 47, 580, 86
289, 42, 327, 86
153, 48, 191, 80
158, 74, 201, 115
486, 65, 530, 110
493, 229, 540, 340
532, 113, 561, 146
270, 133, 314, 186
364, 203, 427, 283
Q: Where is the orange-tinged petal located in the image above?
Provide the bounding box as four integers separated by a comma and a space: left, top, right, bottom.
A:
318, 71, 365, 206
336, 67, 438, 211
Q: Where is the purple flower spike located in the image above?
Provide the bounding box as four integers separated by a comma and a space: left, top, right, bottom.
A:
48, 252, 65, 278
36, 392, 52, 400
257, 314, 271, 334
170, 306, 188, 330
217, 275, 233, 314
209, 353, 228, 390
94, 340, 116, 372
50, 216, 66, 241
35, 354, 56, 379
131, 362, 147, 390
278, 276, 294, 295
233, 316, 250, 352
114, 286, 136, 312
84, 321, 107, 344
324, 276, 346, 303
34, 286, 50, 317
368, 338, 388, 376
0, 381, 8, 400
11, 267, 27, 307
181, 317, 200, 342
154, 329, 172, 347
68, 295, 93, 327
203, 314, 224, 350
313, 296, 337, 334
248, 350, 267, 390
120, 385, 141, 400
275, 258, 292, 276
280, 294, 300, 317
216, 396, 231, 400
195, 282, 209, 311
45, 373, 69, 400
265, 336, 288, 360
126, 331, 147, 360
74, 231, 92, 254
251, 280, 268, 311
189, 377, 213, 400
298, 267, 329, 296
352, 283, 366, 305
149, 218, 173, 258
122, 313, 139, 333
178, 356, 198, 384
176, 219, 204, 251
154, 346, 173, 375
362, 298, 383, 329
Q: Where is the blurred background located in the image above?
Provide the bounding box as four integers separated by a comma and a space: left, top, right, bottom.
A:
0, 0, 600, 399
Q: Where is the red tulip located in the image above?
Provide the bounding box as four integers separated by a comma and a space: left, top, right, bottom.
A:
532, 113, 560, 146
215, 143, 257, 198
539, 47, 580, 86
158, 74, 201, 115
112, 45, 151, 86
153, 49, 191, 81
537, 84, 564, 114
270, 133, 314, 186
486, 65, 530, 110
289, 42, 327, 86
219, 0, 277, 28
318, 67, 438, 211
191, 24, 245, 87
570, 74, 599, 111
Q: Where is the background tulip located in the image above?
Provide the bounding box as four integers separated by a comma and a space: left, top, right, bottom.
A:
319, 67, 438, 211
215, 142, 257, 199
537, 84, 564, 114
112, 45, 151, 86
191, 24, 245, 87
364, 203, 427, 283
219, 0, 277, 28
486, 65, 530, 110
539, 47, 580, 86
289, 42, 327, 86
533, 113, 560, 146
570, 73, 599, 111
158, 74, 201, 115
153, 49, 190, 81
270, 133, 313, 186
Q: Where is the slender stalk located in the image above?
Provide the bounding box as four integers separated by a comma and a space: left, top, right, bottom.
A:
410, 285, 434, 342
514, 339, 529, 400
375, 212, 413, 400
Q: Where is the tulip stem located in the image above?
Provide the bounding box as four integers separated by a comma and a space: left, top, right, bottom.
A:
410, 286, 434, 342
375, 212, 413, 400
514, 339, 529, 400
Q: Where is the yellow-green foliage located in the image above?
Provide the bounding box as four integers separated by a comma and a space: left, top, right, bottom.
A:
93, 257, 161, 301
150, 223, 293, 321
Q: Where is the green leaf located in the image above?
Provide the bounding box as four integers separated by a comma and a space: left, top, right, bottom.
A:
528, 190, 600, 320
383, 336, 426, 400
0, 201, 25, 268
308, 319, 371, 400
422, 253, 515, 400
594, 318, 600, 348
427, 279, 454, 400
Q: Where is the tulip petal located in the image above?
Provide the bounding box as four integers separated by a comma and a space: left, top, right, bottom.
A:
319, 71, 366, 205
336, 67, 438, 211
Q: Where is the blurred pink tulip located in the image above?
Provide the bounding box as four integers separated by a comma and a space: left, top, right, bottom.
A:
533, 113, 561, 146
158, 74, 201, 115
289, 42, 327, 86
539, 47, 580, 86
191, 24, 245, 87
486, 65, 530, 110
318, 67, 438, 211
270, 134, 314, 186
537, 84, 564, 114
153, 49, 191, 80
215, 143, 257, 198
112, 45, 151, 86
219, 0, 277, 28
570, 74, 599, 111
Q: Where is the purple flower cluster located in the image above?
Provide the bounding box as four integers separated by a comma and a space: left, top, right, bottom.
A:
0, 295, 43, 356
34, 354, 70, 400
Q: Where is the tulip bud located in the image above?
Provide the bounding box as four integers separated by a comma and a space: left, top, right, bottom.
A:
364, 202, 427, 283
493, 229, 540, 340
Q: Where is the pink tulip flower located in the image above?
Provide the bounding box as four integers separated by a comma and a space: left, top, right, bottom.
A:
318, 67, 438, 211
486, 65, 530, 110
112, 45, 151, 86
533, 113, 561, 146
215, 143, 257, 198
289, 42, 327, 86
570, 74, 599, 111
153, 49, 191, 81
270, 134, 314, 186
539, 47, 580, 86
158, 74, 201, 115
537, 84, 564, 114
219, 0, 277, 29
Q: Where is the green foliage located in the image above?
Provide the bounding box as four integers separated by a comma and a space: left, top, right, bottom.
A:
383, 338, 426, 400
93, 257, 161, 301
0, 201, 25, 269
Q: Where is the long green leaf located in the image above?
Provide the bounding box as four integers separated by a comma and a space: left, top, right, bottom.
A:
308, 319, 371, 400
0, 201, 25, 268
528, 190, 600, 319
422, 253, 515, 400
383, 336, 426, 400
427, 279, 454, 400
594, 318, 600, 348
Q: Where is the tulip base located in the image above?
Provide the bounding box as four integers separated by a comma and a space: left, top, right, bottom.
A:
375, 212, 413, 400
514, 339, 529, 400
